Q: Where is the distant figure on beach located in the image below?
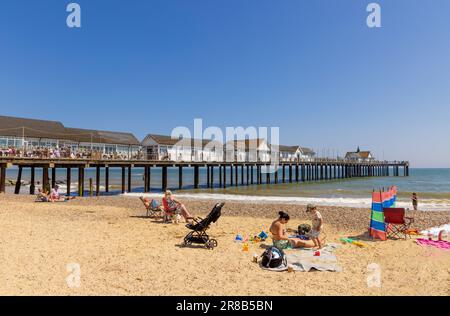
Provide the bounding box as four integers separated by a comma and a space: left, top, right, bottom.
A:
162, 190, 194, 223
49, 185, 75, 202
412, 192, 418, 211
306, 204, 323, 249
36, 188, 49, 202
270, 211, 320, 250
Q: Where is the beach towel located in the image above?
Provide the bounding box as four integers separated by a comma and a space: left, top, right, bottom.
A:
260, 243, 342, 272
415, 238, 450, 250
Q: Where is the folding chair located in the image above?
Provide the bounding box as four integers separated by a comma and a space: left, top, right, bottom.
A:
139, 197, 163, 219
383, 208, 414, 239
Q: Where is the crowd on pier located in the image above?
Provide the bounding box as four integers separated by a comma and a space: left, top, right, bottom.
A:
0, 146, 145, 160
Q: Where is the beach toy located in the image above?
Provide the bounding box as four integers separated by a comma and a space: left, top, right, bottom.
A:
351, 241, 366, 248
340, 237, 353, 244
340, 237, 366, 248
314, 251, 320, 256
258, 231, 268, 240
242, 243, 249, 252
235, 234, 243, 242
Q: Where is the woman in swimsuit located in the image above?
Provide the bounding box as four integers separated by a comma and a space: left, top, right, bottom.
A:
269, 211, 323, 250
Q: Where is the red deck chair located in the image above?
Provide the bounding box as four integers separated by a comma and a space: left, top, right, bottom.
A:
162, 197, 179, 222
383, 208, 414, 239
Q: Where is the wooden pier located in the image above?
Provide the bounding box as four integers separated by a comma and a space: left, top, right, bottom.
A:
0, 158, 409, 196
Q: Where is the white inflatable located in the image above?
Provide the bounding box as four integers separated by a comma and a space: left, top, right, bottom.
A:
421, 224, 450, 237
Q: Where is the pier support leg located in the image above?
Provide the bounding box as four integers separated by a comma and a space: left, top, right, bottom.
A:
43, 167, 50, 193
235, 165, 238, 186
30, 166, 36, 195
282, 165, 285, 183
78, 167, 84, 197
219, 165, 223, 187
211, 166, 214, 188
121, 167, 126, 194
295, 164, 299, 183
51, 168, 56, 190
105, 167, 109, 193
241, 165, 244, 185
128, 166, 132, 193
230, 165, 233, 186
0, 166, 5, 194
143, 166, 148, 192
223, 165, 226, 188
207, 166, 210, 188
246, 165, 249, 185
14, 166, 23, 194
66, 168, 71, 196
96, 166, 101, 196
251, 165, 254, 184
194, 166, 200, 189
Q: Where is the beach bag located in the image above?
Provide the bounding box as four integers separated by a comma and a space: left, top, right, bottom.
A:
298, 224, 311, 235
261, 247, 286, 269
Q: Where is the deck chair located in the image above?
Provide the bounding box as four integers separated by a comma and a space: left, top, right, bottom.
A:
383, 208, 414, 239
139, 197, 163, 219
161, 197, 183, 223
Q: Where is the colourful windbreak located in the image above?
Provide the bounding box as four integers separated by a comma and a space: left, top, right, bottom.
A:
369, 186, 397, 240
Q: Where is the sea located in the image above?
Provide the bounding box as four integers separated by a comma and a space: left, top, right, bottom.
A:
4, 167, 450, 211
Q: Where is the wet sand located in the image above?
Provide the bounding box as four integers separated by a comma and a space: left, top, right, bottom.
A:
0, 194, 449, 296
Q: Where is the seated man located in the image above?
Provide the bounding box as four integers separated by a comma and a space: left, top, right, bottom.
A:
36, 188, 50, 202
270, 211, 325, 250
162, 190, 193, 223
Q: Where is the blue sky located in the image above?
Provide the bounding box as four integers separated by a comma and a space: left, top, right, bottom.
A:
0, 0, 449, 167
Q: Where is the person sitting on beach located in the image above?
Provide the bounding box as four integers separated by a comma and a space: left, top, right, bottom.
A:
306, 204, 323, 249
36, 188, 50, 202
270, 211, 322, 250
162, 190, 194, 223
49, 185, 75, 202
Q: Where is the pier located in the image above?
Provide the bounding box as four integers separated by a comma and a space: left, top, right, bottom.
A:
0, 157, 409, 196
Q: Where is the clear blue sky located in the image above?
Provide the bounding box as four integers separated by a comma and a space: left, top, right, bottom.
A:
0, 0, 449, 167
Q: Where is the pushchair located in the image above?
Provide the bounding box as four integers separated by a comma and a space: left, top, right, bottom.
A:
182, 202, 224, 249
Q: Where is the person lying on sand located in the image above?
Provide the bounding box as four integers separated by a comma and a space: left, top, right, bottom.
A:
162, 190, 194, 223
270, 211, 325, 250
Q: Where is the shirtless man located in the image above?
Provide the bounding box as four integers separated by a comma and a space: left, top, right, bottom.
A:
270, 211, 321, 250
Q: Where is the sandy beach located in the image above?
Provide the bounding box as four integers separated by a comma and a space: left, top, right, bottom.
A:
0, 193, 449, 296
